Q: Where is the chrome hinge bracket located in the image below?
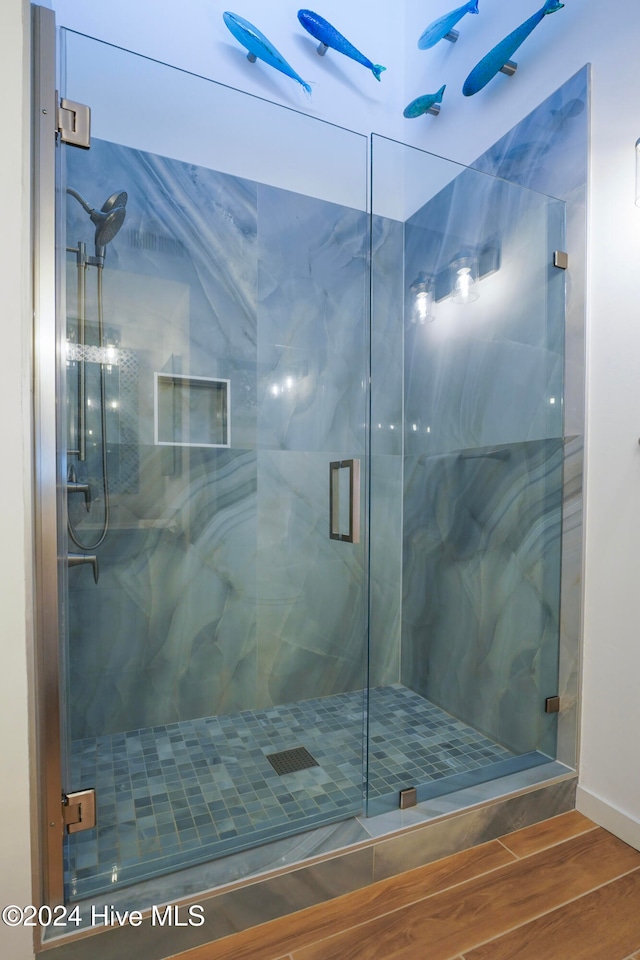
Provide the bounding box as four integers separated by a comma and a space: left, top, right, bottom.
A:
57, 97, 91, 149
62, 788, 96, 833
553, 250, 568, 270
545, 696, 561, 714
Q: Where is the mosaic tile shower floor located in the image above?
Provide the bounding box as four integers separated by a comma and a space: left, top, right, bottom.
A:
65, 684, 513, 900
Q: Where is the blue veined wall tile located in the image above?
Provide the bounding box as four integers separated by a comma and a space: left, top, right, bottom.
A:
472, 67, 588, 199
369, 454, 403, 688
404, 171, 564, 457
257, 184, 368, 455
66, 138, 259, 455
472, 65, 588, 442
401, 439, 562, 757
371, 215, 404, 455
68, 447, 258, 738
67, 139, 261, 738
470, 66, 588, 768
368, 214, 404, 688
67, 139, 372, 739
256, 449, 367, 708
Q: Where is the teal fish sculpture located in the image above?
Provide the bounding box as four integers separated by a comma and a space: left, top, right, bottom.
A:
418, 0, 479, 50
463, 0, 564, 96
297, 10, 386, 81
403, 85, 446, 119
223, 11, 312, 95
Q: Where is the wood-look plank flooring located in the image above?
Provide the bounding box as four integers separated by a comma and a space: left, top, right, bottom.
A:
180, 811, 640, 960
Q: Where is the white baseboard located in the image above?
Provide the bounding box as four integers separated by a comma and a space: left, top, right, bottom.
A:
576, 785, 640, 851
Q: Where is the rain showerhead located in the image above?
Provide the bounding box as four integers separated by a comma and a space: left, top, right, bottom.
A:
93, 204, 127, 249
67, 187, 128, 261
101, 191, 128, 213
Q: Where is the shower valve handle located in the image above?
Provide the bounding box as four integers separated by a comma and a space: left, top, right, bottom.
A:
67, 480, 91, 511
67, 553, 99, 584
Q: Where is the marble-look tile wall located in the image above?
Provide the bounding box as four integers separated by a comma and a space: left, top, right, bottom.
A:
402, 440, 562, 756
399, 68, 587, 762
65, 67, 586, 777
404, 173, 564, 455
369, 215, 404, 688
472, 66, 588, 769
255, 187, 369, 709
65, 139, 368, 740
400, 162, 566, 752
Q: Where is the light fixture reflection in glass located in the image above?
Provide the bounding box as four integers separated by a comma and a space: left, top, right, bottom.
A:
451, 256, 479, 304
410, 273, 436, 324
104, 343, 118, 372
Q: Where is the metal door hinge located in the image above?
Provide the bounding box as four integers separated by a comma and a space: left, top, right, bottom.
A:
62, 789, 96, 833
399, 787, 417, 809
57, 97, 91, 149
553, 250, 568, 270
545, 696, 561, 714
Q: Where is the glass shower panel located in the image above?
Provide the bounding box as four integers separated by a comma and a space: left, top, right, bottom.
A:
368, 135, 565, 815
59, 30, 368, 900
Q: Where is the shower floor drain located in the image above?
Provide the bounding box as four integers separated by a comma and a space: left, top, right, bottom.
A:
265, 746, 319, 776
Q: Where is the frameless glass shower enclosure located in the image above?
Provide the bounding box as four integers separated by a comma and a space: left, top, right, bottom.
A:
36, 13, 566, 906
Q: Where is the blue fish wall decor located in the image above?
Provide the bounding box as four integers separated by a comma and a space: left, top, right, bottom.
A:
418, 0, 479, 50
403, 85, 446, 118
223, 11, 312, 94
463, 0, 564, 96
297, 10, 386, 81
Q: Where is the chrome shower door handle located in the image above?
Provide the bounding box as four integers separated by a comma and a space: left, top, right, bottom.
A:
329, 458, 360, 543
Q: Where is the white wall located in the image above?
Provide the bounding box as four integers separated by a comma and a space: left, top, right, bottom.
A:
0, 1, 37, 957
51, 0, 406, 141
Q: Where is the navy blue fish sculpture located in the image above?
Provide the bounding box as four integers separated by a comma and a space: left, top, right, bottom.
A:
297, 9, 386, 81
463, 0, 564, 96
403, 85, 446, 119
418, 0, 479, 50
223, 11, 312, 95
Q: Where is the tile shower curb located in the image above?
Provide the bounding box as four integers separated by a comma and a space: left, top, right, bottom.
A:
38, 769, 577, 959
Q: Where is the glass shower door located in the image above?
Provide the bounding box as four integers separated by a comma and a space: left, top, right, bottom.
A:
368, 135, 565, 815
58, 29, 368, 900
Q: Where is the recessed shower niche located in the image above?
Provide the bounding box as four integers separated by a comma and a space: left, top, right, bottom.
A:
154, 373, 230, 447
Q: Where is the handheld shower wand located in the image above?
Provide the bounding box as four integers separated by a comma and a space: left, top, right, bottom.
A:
66, 186, 128, 559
